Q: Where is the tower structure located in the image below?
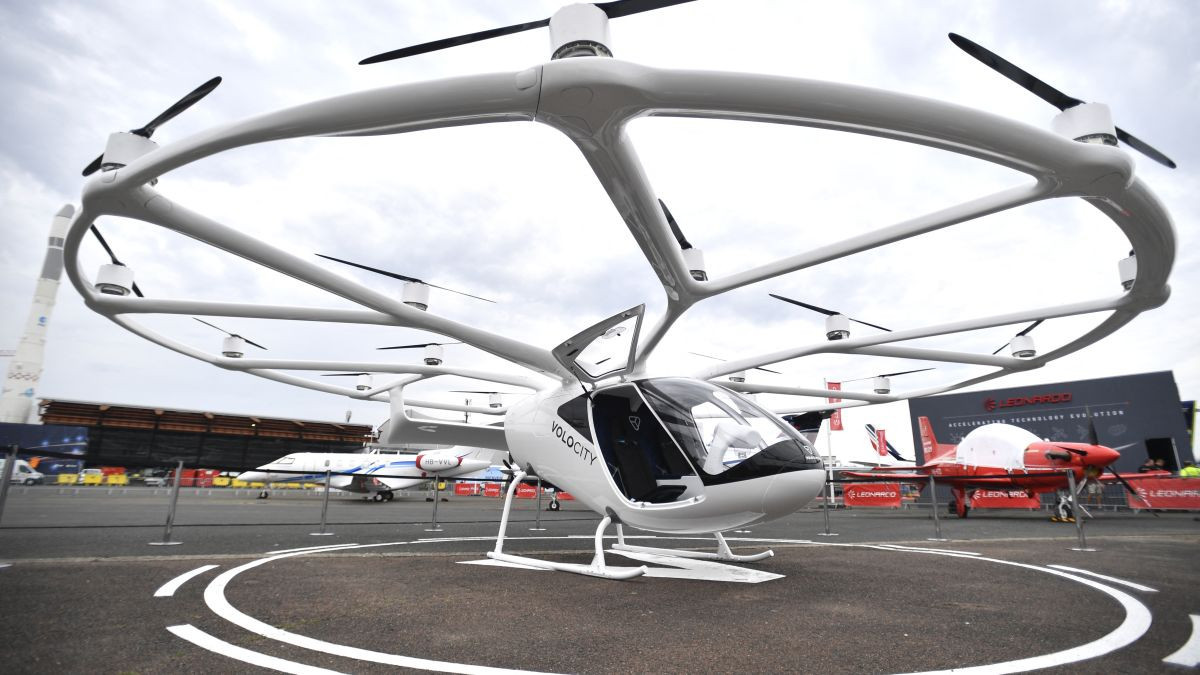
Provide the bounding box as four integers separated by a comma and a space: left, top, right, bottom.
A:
0, 205, 74, 424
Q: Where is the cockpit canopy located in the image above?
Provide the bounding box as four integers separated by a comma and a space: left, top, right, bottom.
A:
558, 377, 822, 504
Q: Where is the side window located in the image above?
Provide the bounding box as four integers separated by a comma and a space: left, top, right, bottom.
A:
557, 395, 593, 442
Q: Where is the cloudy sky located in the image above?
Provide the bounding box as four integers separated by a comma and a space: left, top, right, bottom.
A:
1, 0, 1196, 455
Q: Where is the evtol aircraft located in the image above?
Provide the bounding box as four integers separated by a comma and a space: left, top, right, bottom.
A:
843, 416, 1148, 520
237, 446, 504, 502
61, 1, 1176, 580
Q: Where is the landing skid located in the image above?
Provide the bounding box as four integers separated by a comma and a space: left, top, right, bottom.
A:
611, 526, 774, 563
487, 470, 647, 580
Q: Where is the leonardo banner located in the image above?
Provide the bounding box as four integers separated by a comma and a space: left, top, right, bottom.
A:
843, 482, 901, 508
970, 489, 1040, 509
1126, 479, 1200, 510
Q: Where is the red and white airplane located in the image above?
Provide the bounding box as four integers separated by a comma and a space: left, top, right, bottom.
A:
844, 416, 1152, 519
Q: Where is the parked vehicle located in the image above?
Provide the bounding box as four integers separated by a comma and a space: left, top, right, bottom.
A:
1, 458, 45, 485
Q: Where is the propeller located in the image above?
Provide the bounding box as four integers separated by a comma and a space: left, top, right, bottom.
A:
948, 33, 1176, 169
82, 76, 223, 176
316, 254, 495, 303
689, 352, 781, 374
991, 320, 1043, 355
376, 341, 462, 351
193, 318, 267, 350
321, 372, 371, 377
359, 0, 697, 65
449, 389, 526, 394
768, 294, 891, 332
89, 225, 144, 298
660, 199, 692, 250
842, 368, 934, 383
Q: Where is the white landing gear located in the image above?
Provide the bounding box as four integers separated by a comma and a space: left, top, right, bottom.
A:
487, 470, 647, 580
611, 526, 774, 563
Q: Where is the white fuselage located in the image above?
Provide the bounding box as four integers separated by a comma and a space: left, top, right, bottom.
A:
503, 378, 825, 534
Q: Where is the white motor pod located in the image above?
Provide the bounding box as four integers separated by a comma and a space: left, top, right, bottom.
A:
1051, 103, 1118, 146
222, 335, 246, 358
95, 264, 134, 296
1119, 251, 1137, 291
548, 3, 612, 59
873, 376, 891, 395
728, 371, 747, 383
100, 131, 158, 171
1010, 334, 1036, 359
402, 281, 430, 311
825, 314, 850, 340
423, 344, 443, 366
682, 248, 707, 282
489, 393, 502, 408
355, 373, 372, 391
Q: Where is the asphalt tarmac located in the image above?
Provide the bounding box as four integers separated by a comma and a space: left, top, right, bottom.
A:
1, 486, 1198, 673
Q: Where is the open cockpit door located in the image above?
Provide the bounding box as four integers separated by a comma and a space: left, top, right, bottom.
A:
552, 304, 644, 383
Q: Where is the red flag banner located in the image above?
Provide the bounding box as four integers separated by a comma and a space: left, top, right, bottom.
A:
827, 382, 842, 431
482, 482, 503, 497
1126, 479, 1200, 510
516, 484, 540, 499
876, 428, 887, 456
970, 489, 1040, 509
843, 482, 901, 507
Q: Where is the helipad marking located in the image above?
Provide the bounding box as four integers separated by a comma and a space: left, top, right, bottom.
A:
877, 544, 981, 556
1047, 565, 1157, 593
201, 546, 555, 674
155, 564, 219, 597
269, 543, 360, 556
1163, 615, 1200, 667
167, 624, 345, 674
179, 536, 1156, 674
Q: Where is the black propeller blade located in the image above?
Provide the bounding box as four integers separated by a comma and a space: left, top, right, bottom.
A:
843, 368, 935, 383
769, 293, 891, 332
689, 351, 781, 374
1105, 466, 1159, 517
659, 199, 691, 250
991, 319, 1043, 355
321, 372, 370, 377
450, 390, 525, 394
359, 0, 696, 65
377, 342, 462, 351
948, 33, 1176, 169
316, 254, 495, 303
82, 76, 222, 176
193, 317, 267, 350
89, 225, 144, 297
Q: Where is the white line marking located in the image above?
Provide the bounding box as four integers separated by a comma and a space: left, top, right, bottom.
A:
202, 548, 557, 674
1163, 614, 1200, 667
268, 543, 360, 555
154, 565, 219, 597
1047, 565, 1158, 593
877, 544, 981, 556
167, 624, 345, 674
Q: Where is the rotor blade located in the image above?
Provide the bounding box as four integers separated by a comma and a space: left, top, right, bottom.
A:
947, 33, 1084, 111
878, 368, 935, 378
1084, 408, 1100, 446
242, 337, 268, 351
359, 18, 550, 64
377, 342, 461, 350
659, 199, 692, 249
193, 317, 233, 337
768, 293, 837, 316
597, 0, 698, 19
317, 254, 495, 303
132, 76, 222, 137
130, 281, 145, 298
82, 154, 104, 177
1015, 319, 1043, 337
755, 366, 782, 375
991, 342, 1010, 356
1115, 126, 1177, 169
1105, 467, 1159, 517
321, 373, 370, 377
89, 225, 121, 265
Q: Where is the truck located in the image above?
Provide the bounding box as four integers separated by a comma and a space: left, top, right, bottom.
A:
1, 458, 46, 485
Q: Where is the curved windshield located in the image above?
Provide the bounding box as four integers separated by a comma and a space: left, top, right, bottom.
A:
639, 378, 821, 484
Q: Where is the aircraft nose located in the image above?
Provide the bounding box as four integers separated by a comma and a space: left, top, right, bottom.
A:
237, 471, 264, 482
761, 468, 826, 519
1086, 446, 1120, 467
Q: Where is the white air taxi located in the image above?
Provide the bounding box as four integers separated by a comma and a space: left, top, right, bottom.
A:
237, 445, 503, 502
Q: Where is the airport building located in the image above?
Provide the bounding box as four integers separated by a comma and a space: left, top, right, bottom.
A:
20, 399, 376, 470
908, 371, 1193, 473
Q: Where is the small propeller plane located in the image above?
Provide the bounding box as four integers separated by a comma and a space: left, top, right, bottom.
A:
843, 416, 1153, 520
237, 445, 504, 502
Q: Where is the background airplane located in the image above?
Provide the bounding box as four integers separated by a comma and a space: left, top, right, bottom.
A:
843, 416, 1152, 519
237, 445, 505, 502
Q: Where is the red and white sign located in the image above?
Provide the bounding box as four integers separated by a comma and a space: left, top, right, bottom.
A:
453, 483, 478, 496
875, 428, 887, 457
516, 484, 540, 499
1126, 479, 1200, 510
970, 489, 1040, 509
481, 482, 503, 498
843, 483, 901, 508
827, 382, 842, 431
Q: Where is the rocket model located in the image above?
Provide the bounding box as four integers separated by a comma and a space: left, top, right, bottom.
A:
0, 205, 74, 424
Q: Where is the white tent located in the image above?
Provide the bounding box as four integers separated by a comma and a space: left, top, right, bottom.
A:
954, 424, 1040, 470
